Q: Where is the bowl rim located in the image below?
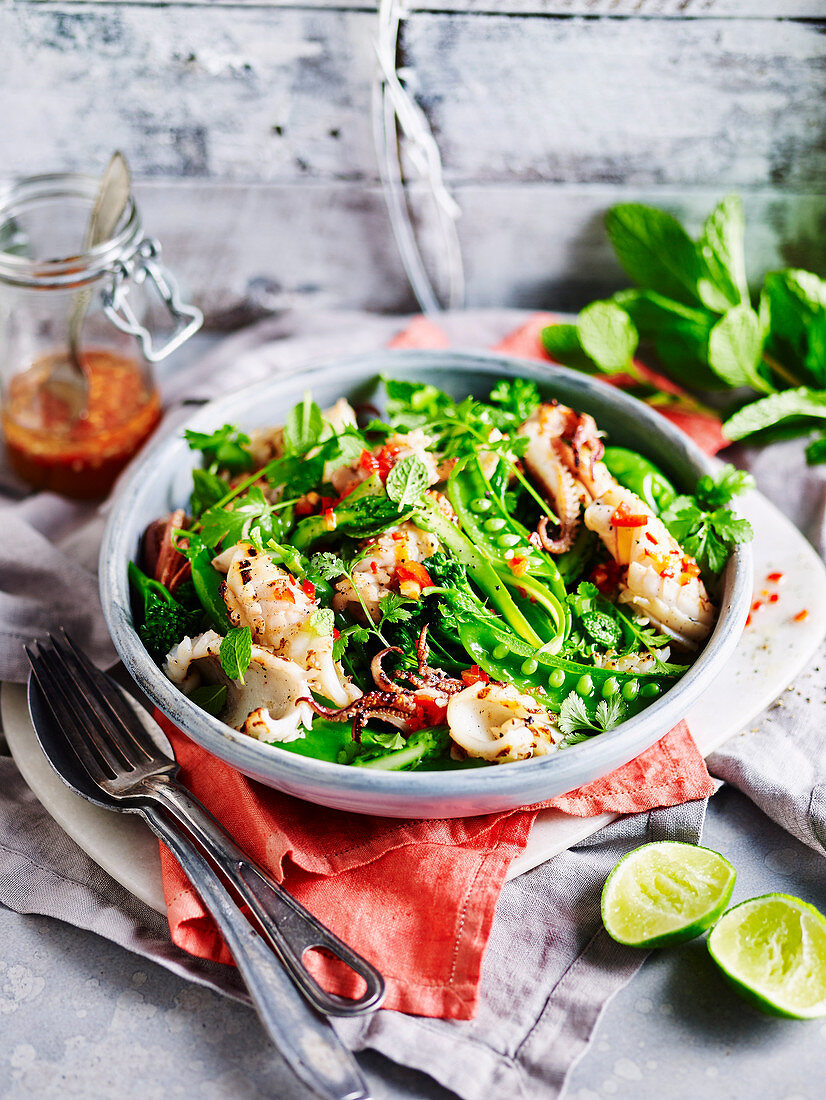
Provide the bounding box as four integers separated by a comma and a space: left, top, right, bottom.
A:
100, 348, 751, 804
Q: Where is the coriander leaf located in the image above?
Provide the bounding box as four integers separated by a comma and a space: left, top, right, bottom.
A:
378, 593, 415, 626
309, 607, 335, 636
310, 552, 346, 580
594, 696, 626, 731
723, 387, 826, 441
694, 464, 755, 509
488, 378, 541, 423
709, 508, 753, 546
386, 455, 430, 510
283, 395, 324, 455
698, 194, 748, 308
189, 684, 227, 717
190, 468, 231, 518
184, 424, 254, 474
708, 305, 771, 392
557, 692, 594, 736
605, 204, 706, 308
219, 626, 252, 682
577, 300, 638, 374
541, 323, 599, 372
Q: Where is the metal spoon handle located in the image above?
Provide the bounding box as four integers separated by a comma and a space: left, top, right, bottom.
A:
144, 776, 385, 1017
141, 803, 371, 1100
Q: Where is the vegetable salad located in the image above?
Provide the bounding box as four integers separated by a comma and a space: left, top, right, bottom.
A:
130, 377, 752, 771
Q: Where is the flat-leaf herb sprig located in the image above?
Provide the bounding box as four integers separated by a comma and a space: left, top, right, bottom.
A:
541, 195, 826, 461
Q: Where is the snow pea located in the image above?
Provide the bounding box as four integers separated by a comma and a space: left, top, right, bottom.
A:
188, 543, 233, 632
457, 619, 676, 720
602, 447, 677, 515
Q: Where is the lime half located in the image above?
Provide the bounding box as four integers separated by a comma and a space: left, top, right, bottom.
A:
708, 894, 826, 1019
601, 840, 736, 948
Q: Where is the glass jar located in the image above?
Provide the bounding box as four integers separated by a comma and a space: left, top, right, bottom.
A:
0, 172, 203, 498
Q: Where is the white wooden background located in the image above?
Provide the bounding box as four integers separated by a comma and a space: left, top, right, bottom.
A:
0, 0, 824, 321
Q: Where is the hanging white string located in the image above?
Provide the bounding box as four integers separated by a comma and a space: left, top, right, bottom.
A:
372, 0, 465, 315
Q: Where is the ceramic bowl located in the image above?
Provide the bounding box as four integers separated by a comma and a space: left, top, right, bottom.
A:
100, 349, 751, 818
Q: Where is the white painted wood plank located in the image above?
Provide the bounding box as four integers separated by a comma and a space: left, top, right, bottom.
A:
124, 181, 825, 320
40, 1, 826, 17
3, 8, 824, 191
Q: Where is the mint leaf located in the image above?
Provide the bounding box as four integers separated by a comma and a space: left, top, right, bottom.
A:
698, 194, 748, 308
708, 306, 770, 392
386, 454, 429, 510
283, 395, 324, 455
310, 608, 335, 636
621, 290, 722, 390
190, 468, 231, 518
219, 627, 252, 682
541, 323, 599, 372
723, 387, 826, 441
200, 487, 278, 550
368, 730, 407, 751
605, 204, 705, 308
577, 301, 638, 374
265, 450, 327, 496
189, 684, 227, 717
806, 432, 826, 465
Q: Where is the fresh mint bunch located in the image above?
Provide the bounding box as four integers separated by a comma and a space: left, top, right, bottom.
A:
541, 195, 826, 460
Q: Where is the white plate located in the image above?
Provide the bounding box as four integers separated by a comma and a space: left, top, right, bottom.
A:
3, 486, 825, 914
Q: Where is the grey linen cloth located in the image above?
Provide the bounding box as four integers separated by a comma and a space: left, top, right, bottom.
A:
0, 309, 823, 1099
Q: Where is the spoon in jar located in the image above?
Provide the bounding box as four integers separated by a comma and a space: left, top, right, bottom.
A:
49, 152, 132, 418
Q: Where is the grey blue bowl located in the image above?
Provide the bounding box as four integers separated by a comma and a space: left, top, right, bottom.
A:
99, 350, 751, 818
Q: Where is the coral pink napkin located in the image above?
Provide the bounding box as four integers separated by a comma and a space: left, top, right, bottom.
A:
158, 314, 719, 1021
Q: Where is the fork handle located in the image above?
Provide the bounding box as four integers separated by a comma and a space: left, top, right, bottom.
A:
142, 775, 385, 1018
140, 803, 370, 1100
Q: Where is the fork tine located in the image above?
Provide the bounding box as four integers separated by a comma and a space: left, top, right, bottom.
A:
49, 631, 156, 765
26, 644, 115, 785
35, 640, 136, 777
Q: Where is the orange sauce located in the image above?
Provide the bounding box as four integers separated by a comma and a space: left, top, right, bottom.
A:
2, 348, 161, 498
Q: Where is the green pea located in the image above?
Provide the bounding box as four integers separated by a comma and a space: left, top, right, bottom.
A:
549, 669, 566, 688
521, 658, 539, 675
576, 675, 594, 697
484, 517, 506, 532
641, 682, 660, 698
471, 497, 492, 513
602, 677, 620, 699
622, 680, 640, 701
493, 643, 509, 660
499, 533, 521, 548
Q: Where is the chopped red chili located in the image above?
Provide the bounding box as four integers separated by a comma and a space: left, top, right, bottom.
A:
611, 501, 648, 528
794, 609, 809, 622
301, 579, 316, 600
461, 665, 489, 687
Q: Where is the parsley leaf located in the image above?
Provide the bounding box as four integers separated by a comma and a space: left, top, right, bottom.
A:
386, 454, 430, 510
219, 627, 252, 682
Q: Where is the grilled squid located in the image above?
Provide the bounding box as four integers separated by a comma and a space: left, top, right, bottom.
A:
215, 541, 360, 706
164, 630, 314, 743
446, 681, 560, 764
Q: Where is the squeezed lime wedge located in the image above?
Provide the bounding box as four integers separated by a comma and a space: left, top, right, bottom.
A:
708, 894, 826, 1018
601, 840, 736, 948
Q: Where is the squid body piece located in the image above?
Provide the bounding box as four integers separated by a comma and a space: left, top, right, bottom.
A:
446, 682, 560, 764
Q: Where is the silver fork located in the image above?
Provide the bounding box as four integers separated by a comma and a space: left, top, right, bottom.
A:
26, 631, 385, 1100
